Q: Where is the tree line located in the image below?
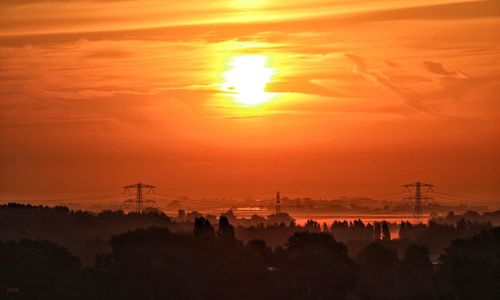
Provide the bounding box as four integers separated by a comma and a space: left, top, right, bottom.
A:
1, 217, 499, 299
0, 203, 498, 299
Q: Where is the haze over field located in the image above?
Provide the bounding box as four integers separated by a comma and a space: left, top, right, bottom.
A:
1, 0, 499, 204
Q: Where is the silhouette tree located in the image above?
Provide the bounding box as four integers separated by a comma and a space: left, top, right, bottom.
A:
322, 222, 330, 233
280, 232, 358, 299
399, 221, 408, 239
382, 221, 391, 241
193, 217, 215, 239
436, 227, 500, 300
373, 222, 381, 241
356, 242, 401, 300
399, 245, 435, 299
217, 215, 235, 241
108, 226, 271, 299
0, 239, 81, 300
247, 239, 273, 261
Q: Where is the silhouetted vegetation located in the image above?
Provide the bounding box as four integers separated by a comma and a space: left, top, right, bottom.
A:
0, 203, 180, 264
278, 232, 357, 299
0, 239, 81, 299
435, 228, 500, 300
1, 203, 499, 299
399, 218, 492, 254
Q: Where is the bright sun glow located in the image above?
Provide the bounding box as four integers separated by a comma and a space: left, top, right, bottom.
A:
223, 55, 275, 106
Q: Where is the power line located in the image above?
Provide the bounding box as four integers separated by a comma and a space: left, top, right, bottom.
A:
401, 181, 437, 218
122, 182, 157, 212
4, 193, 125, 203
0, 188, 118, 196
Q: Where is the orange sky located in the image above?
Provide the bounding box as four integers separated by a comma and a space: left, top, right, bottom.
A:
0, 0, 499, 204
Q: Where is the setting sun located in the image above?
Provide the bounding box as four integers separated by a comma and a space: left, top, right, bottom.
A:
1, 1, 500, 299
222, 55, 275, 106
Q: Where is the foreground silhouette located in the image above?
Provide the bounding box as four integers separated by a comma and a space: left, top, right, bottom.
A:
1, 228, 499, 299
1, 203, 499, 299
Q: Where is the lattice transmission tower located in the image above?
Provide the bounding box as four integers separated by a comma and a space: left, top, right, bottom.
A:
275, 191, 281, 214
401, 181, 437, 218
122, 182, 157, 212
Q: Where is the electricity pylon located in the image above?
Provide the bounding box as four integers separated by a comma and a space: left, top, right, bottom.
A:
401, 181, 437, 218
275, 191, 281, 214
123, 182, 157, 212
